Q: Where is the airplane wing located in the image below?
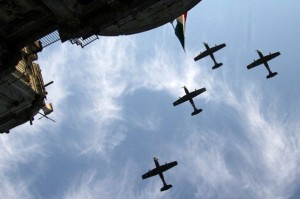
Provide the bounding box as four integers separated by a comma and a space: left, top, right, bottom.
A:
263, 52, 281, 62
142, 161, 178, 179
173, 95, 190, 106
194, 43, 226, 61
209, 43, 226, 53
173, 87, 206, 106
194, 50, 210, 61
142, 168, 161, 179
247, 52, 280, 69
188, 87, 206, 99
247, 58, 264, 69
158, 161, 178, 173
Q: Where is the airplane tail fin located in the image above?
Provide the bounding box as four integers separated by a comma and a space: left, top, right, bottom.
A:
212, 63, 223, 69
160, 184, 172, 192
266, 72, 278, 79
191, 109, 202, 116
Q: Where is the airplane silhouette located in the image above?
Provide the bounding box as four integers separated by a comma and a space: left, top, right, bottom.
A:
247, 50, 281, 79
142, 157, 178, 192
194, 42, 226, 69
173, 86, 206, 116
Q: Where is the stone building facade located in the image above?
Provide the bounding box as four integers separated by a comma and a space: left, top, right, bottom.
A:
0, 42, 53, 133
0, 0, 201, 133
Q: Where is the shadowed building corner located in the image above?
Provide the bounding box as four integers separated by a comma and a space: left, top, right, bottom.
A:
0, 0, 202, 133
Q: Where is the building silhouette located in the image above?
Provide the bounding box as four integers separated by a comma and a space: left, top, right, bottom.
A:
0, 0, 201, 133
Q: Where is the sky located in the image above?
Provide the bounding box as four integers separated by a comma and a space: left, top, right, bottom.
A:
1, 0, 300, 198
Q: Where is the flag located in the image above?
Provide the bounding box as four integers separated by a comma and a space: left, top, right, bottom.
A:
174, 12, 187, 51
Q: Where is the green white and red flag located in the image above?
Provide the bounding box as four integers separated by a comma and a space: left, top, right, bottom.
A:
174, 12, 187, 51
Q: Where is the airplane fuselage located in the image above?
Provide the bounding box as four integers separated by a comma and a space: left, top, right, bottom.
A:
257, 50, 264, 58
154, 158, 160, 168
154, 158, 168, 186
247, 50, 280, 79
173, 86, 206, 116
204, 43, 221, 66
183, 86, 190, 95
142, 158, 178, 191
183, 86, 197, 110
204, 42, 210, 50
194, 42, 226, 69
256, 50, 274, 74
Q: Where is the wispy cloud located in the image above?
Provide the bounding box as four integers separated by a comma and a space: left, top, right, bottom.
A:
38, 35, 300, 199
34, 35, 214, 159
170, 75, 300, 199
63, 162, 172, 199
1, 12, 300, 198
0, 133, 47, 199
126, 45, 213, 97
0, 178, 34, 199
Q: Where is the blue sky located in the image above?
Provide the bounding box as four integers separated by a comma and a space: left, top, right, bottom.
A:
1, 0, 300, 198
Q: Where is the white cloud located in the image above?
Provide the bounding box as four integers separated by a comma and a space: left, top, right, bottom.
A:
169, 75, 300, 199
126, 46, 213, 98
37, 35, 300, 199
1, 10, 300, 198
62, 165, 166, 199
128, 111, 163, 132
0, 178, 33, 199
0, 133, 48, 199
33, 35, 215, 159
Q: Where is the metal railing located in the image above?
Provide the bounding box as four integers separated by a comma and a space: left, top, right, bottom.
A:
70, 35, 99, 48
40, 30, 99, 48
39, 31, 60, 48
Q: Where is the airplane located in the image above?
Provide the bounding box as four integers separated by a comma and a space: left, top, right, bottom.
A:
173, 86, 206, 116
142, 157, 178, 192
194, 42, 226, 69
247, 50, 281, 79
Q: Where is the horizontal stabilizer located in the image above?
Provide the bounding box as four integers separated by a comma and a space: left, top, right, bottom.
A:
191, 109, 202, 116
212, 63, 223, 69
266, 72, 278, 79
160, 184, 172, 192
